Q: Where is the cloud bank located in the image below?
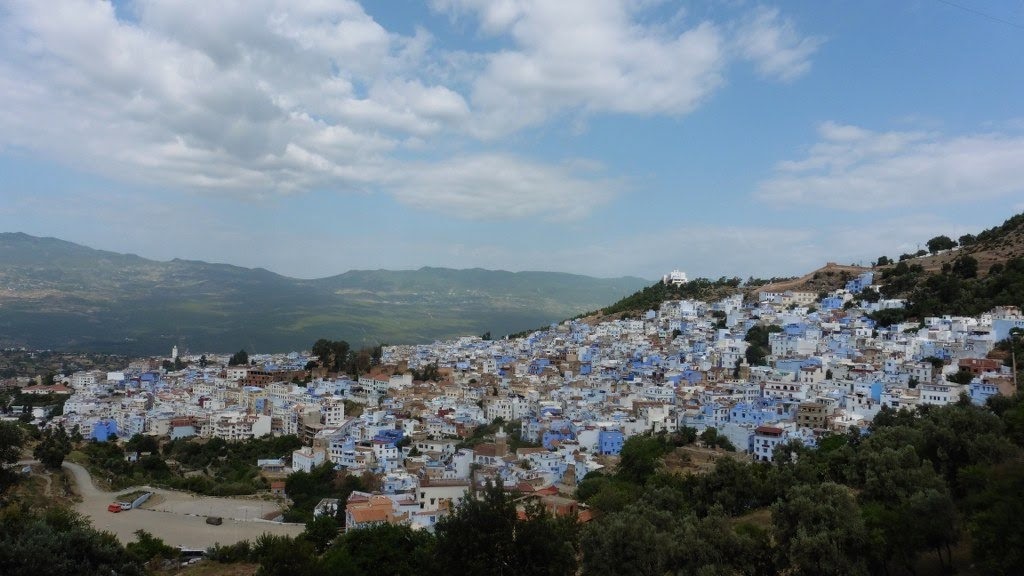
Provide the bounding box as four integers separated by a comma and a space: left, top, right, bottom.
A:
0, 0, 820, 220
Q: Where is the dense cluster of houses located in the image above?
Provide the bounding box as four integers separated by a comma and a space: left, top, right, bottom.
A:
18, 269, 1023, 531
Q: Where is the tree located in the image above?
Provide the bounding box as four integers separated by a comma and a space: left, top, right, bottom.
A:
228, 349, 249, 366
311, 339, 351, 374
0, 421, 23, 491
744, 325, 783, 367
125, 529, 180, 564
856, 287, 880, 303
875, 255, 891, 266
926, 235, 956, 254
253, 534, 322, 576
947, 369, 975, 385
33, 425, 71, 469
952, 255, 978, 279
434, 481, 578, 576
126, 433, 159, 454
412, 363, 440, 382
963, 461, 1024, 575
302, 514, 340, 554
958, 233, 976, 247
581, 502, 677, 576
352, 348, 372, 375
321, 523, 435, 576
772, 483, 869, 576
617, 435, 667, 485
0, 506, 145, 575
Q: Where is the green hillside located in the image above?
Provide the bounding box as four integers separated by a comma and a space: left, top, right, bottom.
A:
0, 233, 647, 354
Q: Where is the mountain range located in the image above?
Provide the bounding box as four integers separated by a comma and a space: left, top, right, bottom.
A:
0, 233, 648, 355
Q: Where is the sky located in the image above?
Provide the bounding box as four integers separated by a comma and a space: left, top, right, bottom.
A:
2, 0, 1024, 281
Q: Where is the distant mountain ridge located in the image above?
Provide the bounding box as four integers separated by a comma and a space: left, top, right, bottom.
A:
0, 233, 648, 354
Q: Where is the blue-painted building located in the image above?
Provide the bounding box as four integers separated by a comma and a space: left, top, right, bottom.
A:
91, 419, 119, 442
821, 296, 845, 311
845, 272, 875, 293
542, 419, 576, 449
729, 401, 779, 426
597, 429, 624, 455
373, 429, 404, 446
969, 380, 1000, 406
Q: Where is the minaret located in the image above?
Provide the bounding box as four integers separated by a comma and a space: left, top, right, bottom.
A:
495, 426, 508, 458
171, 345, 179, 361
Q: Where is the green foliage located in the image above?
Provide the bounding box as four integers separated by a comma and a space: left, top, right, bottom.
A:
411, 362, 440, 382
947, 368, 975, 384
434, 481, 578, 576
772, 483, 869, 576
874, 219, 1024, 320
321, 522, 435, 575
33, 425, 71, 469
0, 421, 23, 491
311, 339, 351, 374
284, 464, 368, 524
228, 349, 249, 366
125, 433, 159, 454
698, 427, 735, 451
302, 514, 340, 554
0, 504, 145, 575
602, 278, 743, 317
457, 419, 537, 452
855, 286, 880, 303
253, 534, 323, 576
84, 434, 301, 495
952, 254, 979, 279
206, 539, 254, 563
743, 324, 782, 366
124, 529, 180, 564
962, 460, 1024, 575
927, 235, 956, 254
616, 435, 669, 484
576, 473, 642, 514
581, 501, 772, 576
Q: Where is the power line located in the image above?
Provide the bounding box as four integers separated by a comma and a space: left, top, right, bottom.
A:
933, 0, 1024, 30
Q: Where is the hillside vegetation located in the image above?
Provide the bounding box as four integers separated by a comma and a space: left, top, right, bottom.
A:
591, 212, 1024, 324
869, 213, 1024, 325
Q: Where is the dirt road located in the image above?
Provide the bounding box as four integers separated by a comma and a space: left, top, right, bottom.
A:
62, 461, 304, 549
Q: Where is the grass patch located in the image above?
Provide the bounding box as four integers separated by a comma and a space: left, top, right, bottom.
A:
116, 489, 149, 502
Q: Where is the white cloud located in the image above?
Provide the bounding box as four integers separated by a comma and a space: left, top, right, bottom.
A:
756, 122, 1024, 209
433, 1, 820, 136
0, 0, 820, 221
733, 7, 823, 82
386, 154, 615, 220
435, 0, 727, 135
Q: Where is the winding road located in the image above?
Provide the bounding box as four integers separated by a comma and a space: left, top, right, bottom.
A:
56, 460, 304, 548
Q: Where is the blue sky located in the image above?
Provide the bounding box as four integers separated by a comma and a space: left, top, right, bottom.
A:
2, 0, 1023, 280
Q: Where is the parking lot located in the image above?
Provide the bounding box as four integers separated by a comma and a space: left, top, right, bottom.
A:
64, 461, 304, 549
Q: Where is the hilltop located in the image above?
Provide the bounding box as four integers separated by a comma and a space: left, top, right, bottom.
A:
0, 233, 648, 354
590, 211, 1024, 321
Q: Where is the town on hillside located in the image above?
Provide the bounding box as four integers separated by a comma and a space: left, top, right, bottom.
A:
6, 268, 1023, 540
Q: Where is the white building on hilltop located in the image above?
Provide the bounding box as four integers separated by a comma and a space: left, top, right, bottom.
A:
663, 270, 688, 285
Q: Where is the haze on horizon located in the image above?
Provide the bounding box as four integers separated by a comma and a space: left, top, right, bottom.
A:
2, 0, 1023, 281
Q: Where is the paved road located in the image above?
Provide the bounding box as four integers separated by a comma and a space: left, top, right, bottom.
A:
59, 461, 304, 549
